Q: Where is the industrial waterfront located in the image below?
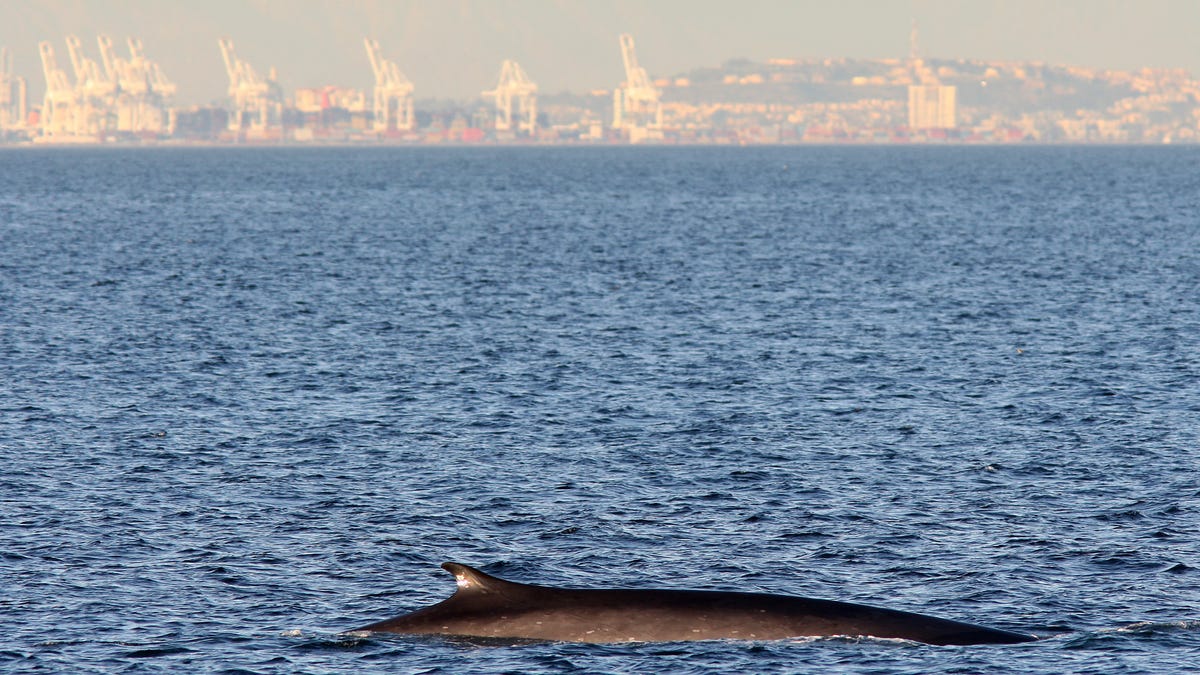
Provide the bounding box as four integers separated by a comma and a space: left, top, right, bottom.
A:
3, 29, 1200, 145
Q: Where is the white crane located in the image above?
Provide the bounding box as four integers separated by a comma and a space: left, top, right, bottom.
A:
141, 39, 176, 101
97, 34, 137, 131
38, 41, 78, 138
95, 35, 174, 135
482, 59, 537, 135
612, 33, 661, 136
363, 38, 414, 132
96, 35, 121, 84
129, 37, 175, 133
123, 37, 151, 103
218, 37, 281, 133
65, 34, 114, 135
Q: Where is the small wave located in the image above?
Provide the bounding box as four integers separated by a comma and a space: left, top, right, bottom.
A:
124, 646, 193, 658
1063, 620, 1200, 648
1113, 620, 1200, 635
290, 635, 372, 651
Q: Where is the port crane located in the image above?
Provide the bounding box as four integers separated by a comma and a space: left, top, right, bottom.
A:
128, 37, 174, 133
612, 33, 661, 138
128, 38, 177, 105
363, 38, 414, 132
97, 35, 138, 131
95, 35, 174, 134
218, 37, 282, 133
65, 34, 115, 135
38, 41, 78, 138
482, 59, 537, 135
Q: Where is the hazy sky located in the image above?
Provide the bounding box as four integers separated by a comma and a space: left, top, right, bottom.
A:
3, 0, 1199, 105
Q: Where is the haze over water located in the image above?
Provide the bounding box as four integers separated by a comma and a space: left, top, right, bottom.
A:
1, 146, 1198, 672
5, 0, 1200, 102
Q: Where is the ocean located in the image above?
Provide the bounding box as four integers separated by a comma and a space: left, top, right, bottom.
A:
1, 145, 1198, 673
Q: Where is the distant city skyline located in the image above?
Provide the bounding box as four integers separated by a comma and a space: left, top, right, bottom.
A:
3, 0, 1200, 105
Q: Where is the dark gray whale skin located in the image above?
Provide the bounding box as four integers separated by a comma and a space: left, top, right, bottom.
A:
353, 562, 1037, 646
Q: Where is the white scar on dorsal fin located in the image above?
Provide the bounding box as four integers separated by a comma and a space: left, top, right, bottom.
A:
441, 562, 522, 594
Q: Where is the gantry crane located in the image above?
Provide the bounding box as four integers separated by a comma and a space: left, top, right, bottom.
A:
127, 37, 174, 133
38, 41, 77, 138
612, 33, 661, 136
139, 38, 176, 103
363, 38, 414, 132
65, 34, 115, 135
97, 35, 176, 134
96, 35, 119, 81
483, 59, 537, 135
218, 37, 282, 133
97, 35, 135, 130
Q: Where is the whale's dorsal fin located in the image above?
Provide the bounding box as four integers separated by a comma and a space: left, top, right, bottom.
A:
441, 562, 528, 596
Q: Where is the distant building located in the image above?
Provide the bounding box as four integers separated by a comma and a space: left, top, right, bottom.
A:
1, 75, 26, 129
293, 86, 366, 114
908, 84, 956, 129
1, 45, 27, 130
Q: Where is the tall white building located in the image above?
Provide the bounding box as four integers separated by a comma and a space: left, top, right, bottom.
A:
906, 20, 956, 131
907, 84, 956, 129
1, 47, 28, 130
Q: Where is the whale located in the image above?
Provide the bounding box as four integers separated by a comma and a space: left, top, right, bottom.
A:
352, 562, 1037, 646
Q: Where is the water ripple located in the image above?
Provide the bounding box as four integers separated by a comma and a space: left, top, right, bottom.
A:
2, 147, 1199, 673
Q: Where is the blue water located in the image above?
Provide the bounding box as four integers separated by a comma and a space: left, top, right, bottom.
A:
2, 146, 1198, 673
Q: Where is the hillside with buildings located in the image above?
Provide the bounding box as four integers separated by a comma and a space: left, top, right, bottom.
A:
623, 56, 1199, 143
4, 33, 1200, 145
